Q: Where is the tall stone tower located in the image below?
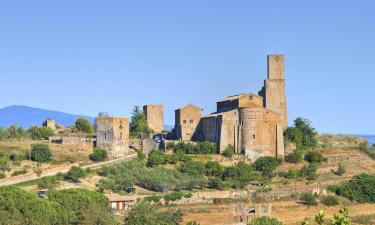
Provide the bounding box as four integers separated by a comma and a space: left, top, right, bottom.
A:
263, 55, 288, 130
143, 105, 164, 133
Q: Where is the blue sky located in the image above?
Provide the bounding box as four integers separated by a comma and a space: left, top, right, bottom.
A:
0, 1, 374, 134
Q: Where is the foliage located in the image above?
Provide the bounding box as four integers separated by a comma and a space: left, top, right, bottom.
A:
31, 144, 52, 163
48, 188, 115, 225
173, 141, 216, 154
89, 147, 108, 162
28, 126, 55, 140
208, 177, 230, 191
0, 153, 11, 172
223, 145, 234, 158
186, 222, 200, 225
205, 161, 224, 177
147, 150, 168, 167
322, 196, 339, 206
124, 202, 183, 225
6, 125, 27, 139
137, 151, 146, 161
304, 151, 325, 163
75, 118, 94, 133
300, 163, 318, 180
358, 142, 375, 159
178, 160, 206, 176
0, 172, 5, 179
284, 117, 317, 151
248, 216, 284, 225
65, 166, 87, 182
330, 207, 351, 225
285, 150, 303, 163
336, 162, 346, 176
315, 210, 325, 225
328, 173, 375, 203
222, 161, 260, 189
130, 106, 151, 138
11, 169, 27, 177
254, 156, 281, 178
300, 192, 317, 206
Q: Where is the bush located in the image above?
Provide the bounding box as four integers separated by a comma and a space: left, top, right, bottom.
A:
300, 163, 318, 180
0, 172, 5, 179
178, 160, 206, 176
147, 150, 167, 167
304, 151, 325, 163
300, 192, 317, 206
284, 151, 303, 163
137, 151, 146, 161
223, 145, 234, 158
31, 144, 52, 163
205, 161, 224, 177
327, 173, 375, 203
75, 118, 94, 133
222, 161, 260, 189
174, 141, 216, 154
248, 216, 284, 225
37, 176, 61, 190
322, 196, 339, 206
65, 166, 87, 182
28, 126, 55, 140
255, 156, 281, 178
336, 162, 346, 176
90, 148, 108, 162
0, 153, 11, 172
208, 177, 229, 191
11, 169, 28, 177
284, 117, 317, 150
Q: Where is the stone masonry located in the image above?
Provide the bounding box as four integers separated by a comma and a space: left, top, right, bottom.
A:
173, 104, 202, 141
143, 105, 164, 133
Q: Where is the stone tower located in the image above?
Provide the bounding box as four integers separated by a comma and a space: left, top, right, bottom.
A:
96, 116, 129, 158
143, 105, 164, 133
263, 55, 288, 130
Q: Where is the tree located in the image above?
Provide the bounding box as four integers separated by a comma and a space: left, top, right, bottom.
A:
130, 106, 151, 138
89, 147, 108, 161
28, 126, 55, 140
248, 216, 283, 225
178, 160, 206, 176
31, 144, 52, 163
330, 208, 351, 225
147, 150, 167, 167
255, 156, 280, 178
65, 166, 87, 182
0, 153, 11, 172
7, 125, 26, 139
304, 151, 325, 163
284, 117, 317, 150
75, 118, 94, 133
205, 161, 224, 177
124, 202, 183, 225
223, 145, 234, 158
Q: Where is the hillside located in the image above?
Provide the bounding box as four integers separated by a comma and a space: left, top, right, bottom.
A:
0, 105, 95, 128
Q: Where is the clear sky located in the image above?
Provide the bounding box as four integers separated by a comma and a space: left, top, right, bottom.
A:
0, 1, 374, 134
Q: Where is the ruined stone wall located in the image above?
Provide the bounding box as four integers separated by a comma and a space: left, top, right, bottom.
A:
264, 55, 288, 130
239, 108, 281, 160
96, 117, 129, 158
218, 110, 239, 153
143, 105, 164, 133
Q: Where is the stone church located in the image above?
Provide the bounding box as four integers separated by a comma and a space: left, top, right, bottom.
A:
174, 54, 287, 160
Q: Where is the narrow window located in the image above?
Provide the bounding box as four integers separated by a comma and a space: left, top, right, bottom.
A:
183, 120, 187, 124
253, 134, 256, 139
190, 119, 193, 124
104, 133, 107, 140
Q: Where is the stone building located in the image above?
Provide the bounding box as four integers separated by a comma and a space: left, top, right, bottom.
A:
198, 55, 287, 160
96, 116, 129, 158
43, 119, 56, 130
173, 104, 202, 141
143, 105, 164, 133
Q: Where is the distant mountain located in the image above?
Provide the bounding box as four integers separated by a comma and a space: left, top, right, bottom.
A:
0, 105, 95, 128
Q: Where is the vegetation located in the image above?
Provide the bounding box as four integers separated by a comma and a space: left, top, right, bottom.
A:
300, 163, 318, 180
89, 147, 108, 161
300, 192, 317, 206
143, 192, 193, 204
31, 144, 52, 163
130, 106, 151, 138
75, 118, 94, 133
223, 145, 234, 158
335, 162, 346, 176
285, 151, 303, 163
11, 169, 28, 177
124, 202, 183, 225
222, 161, 262, 189
147, 149, 191, 167
284, 117, 317, 151
205, 161, 224, 177
330, 207, 351, 225
28, 126, 55, 140
37, 176, 62, 190
358, 141, 375, 159
328, 173, 375, 203
304, 151, 325, 163
0, 153, 11, 172
65, 166, 87, 182
254, 156, 281, 178
0, 172, 5, 179
178, 160, 206, 176
248, 216, 283, 225
0, 125, 27, 140
352, 214, 375, 225
322, 195, 339, 206
173, 141, 216, 154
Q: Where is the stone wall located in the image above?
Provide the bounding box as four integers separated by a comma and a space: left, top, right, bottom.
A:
174, 104, 202, 141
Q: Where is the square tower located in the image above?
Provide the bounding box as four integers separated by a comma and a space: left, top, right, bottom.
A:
96, 116, 129, 158
174, 104, 202, 141
143, 105, 164, 133
264, 55, 288, 130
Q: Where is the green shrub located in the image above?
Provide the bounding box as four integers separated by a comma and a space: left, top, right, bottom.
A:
327, 173, 375, 203
304, 151, 325, 163
300, 163, 318, 180
255, 156, 281, 178
322, 196, 339, 206
89, 148, 108, 162
223, 145, 234, 158
205, 161, 224, 177
75, 118, 94, 133
37, 176, 61, 190
0, 172, 5, 179
178, 160, 205, 176
28, 126, 55, 140
174, 141, 216, 154
0, 153, 11, 172
31, 144, 52, 163
147, 150, 167, 167
300, 192, 317, 206
285, 151, 303, 163
336, 162, 346, 176
65, 166, 87, 182
208, 177, 228, 191
284, 117, 317, 150
137, 151, 146, 161
248, 216, 283, 225
11, 169, 28, 177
